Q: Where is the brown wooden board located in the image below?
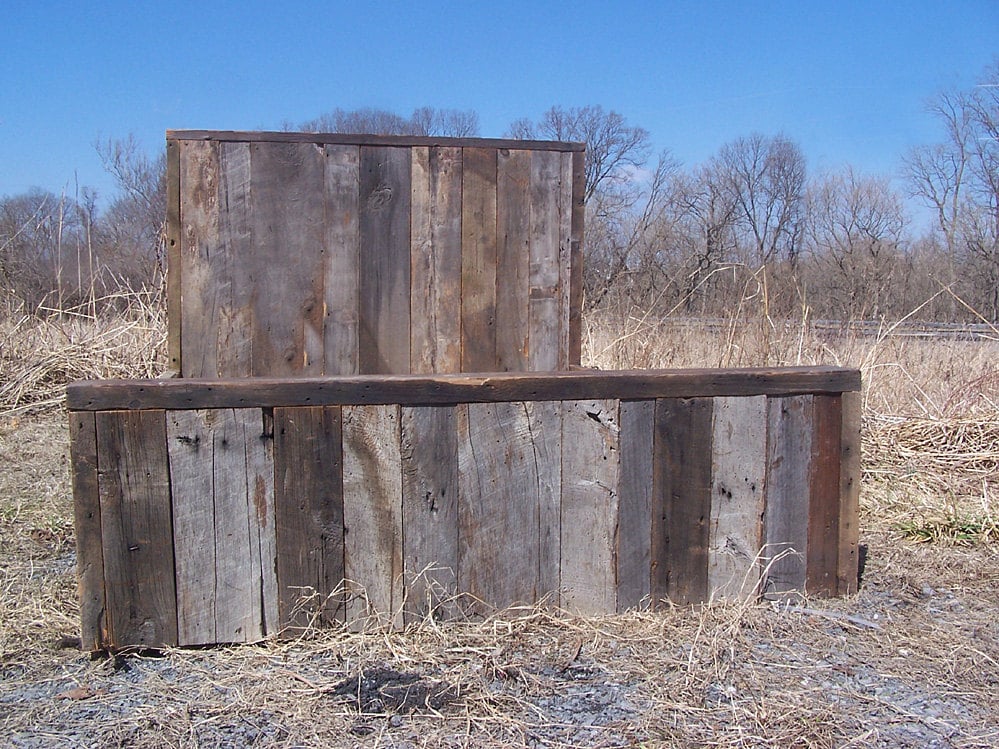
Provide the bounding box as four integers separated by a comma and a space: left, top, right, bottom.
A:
806, 395, 843, 597
274, 406, 345, 631
528, 400, 563, 602
837, 390, 862, 595
68, 367, 862, 412
707, 396, 767, 601
169, 130, 585, 152
561, 400, 620, 615
400, 406, 459, 623
342, 405, 403, 627
460, 147, 498, 371
322, 145, 361, 375
457, 402, 540, 612
616, 400, 654, 611
95, 410, 177, 649
652, 397, 714, 605
528, 150, 561, 371
359, 147, 412, 374
165, 139, 181, 374
69, 412, 105, 651
557, 152, 573, 369
410, 146, 462, 374
763, 395, 813, 597
495, 149, 531, 371
568, 149, 585, 366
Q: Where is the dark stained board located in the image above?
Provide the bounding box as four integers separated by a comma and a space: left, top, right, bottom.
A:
495, 149, 532, 371
568, 149, 585, 366
96, 410, 177, 649
616, 400, 654, 611
69, 412, 105, 651
274, 406, 345, 630
322, 145, 361, 376
165, 140, 181, 374
460, 147, 498, 371
806, 395, 843, 596
837, 390, 862, 595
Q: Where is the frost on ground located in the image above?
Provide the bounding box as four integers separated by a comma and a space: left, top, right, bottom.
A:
2, 414, 998, 748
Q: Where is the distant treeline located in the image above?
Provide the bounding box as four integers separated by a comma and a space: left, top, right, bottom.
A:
2, 62, 997, 323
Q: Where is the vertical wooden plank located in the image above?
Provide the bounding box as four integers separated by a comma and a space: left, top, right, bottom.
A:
96, 410, 177, 649
568, 148, 585, 367
651, 398, 713, 606
807, 395, 843, 597
557, 152, 573, 369
359, 146, 412, 374
616, 400, 654, 611
248, 141, 326, 376
410, 146, 463, 374
528, 150, 561, 372
764, 395, 813, 597
400, 406, 459, 623
457, 402, 540, 613
165, 139, 182, 375
342, 405, 403, 627
460, 147, 498, 371
561, 399, 620, 615
495, 149, 531, 372
529, 400, 562, 603
178, 139, 222, 378
708, 396, 767, 601
323, 145, 360, 375
837, 390, 862, 595
274, 406, 345, 631
70, 412, 106, 651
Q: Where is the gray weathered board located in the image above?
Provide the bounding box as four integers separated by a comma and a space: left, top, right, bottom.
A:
69, 368, 861, 650
166, 131, 585, 378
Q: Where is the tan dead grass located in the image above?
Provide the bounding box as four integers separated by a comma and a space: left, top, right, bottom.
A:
1, 300, 998, 746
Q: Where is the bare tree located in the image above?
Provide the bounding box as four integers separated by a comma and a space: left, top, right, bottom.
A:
300, 107, 480, 137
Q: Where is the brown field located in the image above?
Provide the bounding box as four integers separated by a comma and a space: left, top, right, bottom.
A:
1, 304, 997, 748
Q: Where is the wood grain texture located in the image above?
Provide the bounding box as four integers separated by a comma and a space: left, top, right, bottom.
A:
528, 400, 563, 603
652, 397, 714, 605
561, 399, 620, 615
165, 139, 182, 374
342, 405, 403, 627
457, 402, 540, 613
169, 130, 585, 152
323, 145, 360, 375
96, 410, 177, 649
495, 149, 531, 371
837, 390, 862, 595
764, 395, 813, 598
410, 146, 462, 374
528, 150, 561, 371
68, 367, 863, 412
460, 147, 498, 371
400, 406, 459, 622
274, 406, 345, 631
568, 149, 585, 366
807, 395, 843, 597
557, 152, 573, 369
708, 396, 767, 601
359, 146, 412, 374
616, 400, 654, 611
69, 412, 105, 651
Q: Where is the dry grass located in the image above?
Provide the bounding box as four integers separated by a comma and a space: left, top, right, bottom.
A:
1, 300, 998, 747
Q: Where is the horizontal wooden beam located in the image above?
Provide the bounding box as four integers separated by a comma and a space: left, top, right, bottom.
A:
166, 130, 586, 153
68, 367, 861, 411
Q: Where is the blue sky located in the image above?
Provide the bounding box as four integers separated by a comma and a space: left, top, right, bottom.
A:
2, 1, 996, 213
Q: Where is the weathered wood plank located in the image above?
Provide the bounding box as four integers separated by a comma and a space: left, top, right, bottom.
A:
457, 402, 540, 613
617, 400, 654, 611
68, 367, 863, 412
169, 130, 586, 152
557, 152, 573, 369
323, 145, 360, 375
274, 406, 344, 631
165, 139, 182, 374
247, 141, 326, 376
652, 397, 714, 605
708, 396, 767, 601
96, 410, 177, 649
342, 405, 403, 627
460, 147, 498, 371
807, 395, 843, 597
400, 406, 459, 623
410, 146, 462, 374
764, 395, 813, 598
838, 391, 861, 595
528, 150, 561, 371
495, 149, 531, 371
561, 400, 620, 615
70, 412, 105, 651
568, 149, 585, 366
529, 400, 562, 603
359, 146, 412, 374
